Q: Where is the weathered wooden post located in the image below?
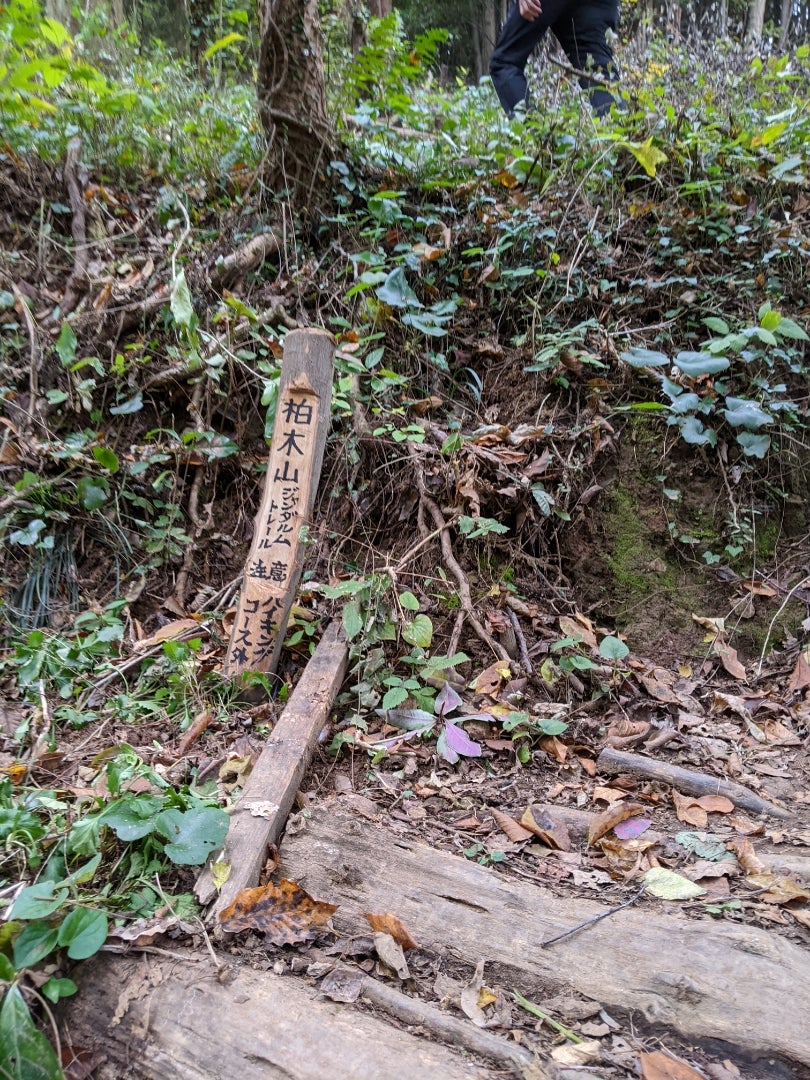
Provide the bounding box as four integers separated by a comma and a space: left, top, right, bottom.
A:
224, 328, 335, 678
197, 328, 348, 918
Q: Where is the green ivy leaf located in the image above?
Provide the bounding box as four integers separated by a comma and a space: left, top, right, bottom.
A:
736, 432, 771, 458
341, 599, 363, 641
12, 923, 59, 970
537, 717, 568, 736
598, 635, 630, 660
99, 794, 164, 841
41, 977, 77, 1004
399, 591, 420, 611
109, 392, 143, 415
376, 267, 422, 309
620, 346, 669, 368
57, 908, 108, 960
155, 805, 229, 865
10, 883, 68, 921
55, 321, 77, 366
0, 954, 16, 981
723, 397, 772, 429
170, 269, 195, 329
0, 984, 63, 1080
77, 476, 108, 510
92, 445, 120, 472
401, 614, 433, 648
673, 351, 730, 377
9, 519, 46, 546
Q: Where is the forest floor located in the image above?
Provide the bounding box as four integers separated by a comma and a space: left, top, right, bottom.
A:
2, 131, 810, 1080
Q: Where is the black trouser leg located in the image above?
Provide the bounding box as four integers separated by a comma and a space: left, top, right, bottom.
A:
489, 0, 619, 117
552, 0, 620, 116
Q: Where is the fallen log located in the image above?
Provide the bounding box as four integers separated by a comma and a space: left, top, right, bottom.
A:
596, 746, 792, 820
195, 620, 348, 917
279, 804, 810, 1074
60, 951, 494, 1080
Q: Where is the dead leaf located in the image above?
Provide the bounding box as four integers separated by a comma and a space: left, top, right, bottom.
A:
728, 836, 765, 874
551, 1040, 601, 1065
558, 615, 597, 649
131, 617, 202, 650
592, 785, 630, 804
672, 790, 707, 829
364, 912, 418, 950
587, 801, 644, 846
715, 641, 747, 681
473, 661, 512, 696
787, 650, 810, 694
694, 795, 734, 814
521, 806, 573, 851
640, 1049, 706, 1080
61, 1045, 104, 1080
460, 959, 489, 1027
320, 963, 365, 1003
219, 879, 338, 944
491, 807, 534, 843
745, 872, 810, 905
692, 614, 726, 634
373, 931, 411, 979
107, 915, 187, 946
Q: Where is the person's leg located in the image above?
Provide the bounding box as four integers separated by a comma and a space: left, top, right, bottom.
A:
552, 0, 620, 116
489, 0, 577, 116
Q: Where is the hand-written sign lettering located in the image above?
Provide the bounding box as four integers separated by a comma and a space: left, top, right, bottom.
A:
224, 329, 335, 676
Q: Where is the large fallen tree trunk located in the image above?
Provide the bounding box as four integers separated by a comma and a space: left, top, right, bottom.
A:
60, 951, 497, 1080
278, 805, 810, 1075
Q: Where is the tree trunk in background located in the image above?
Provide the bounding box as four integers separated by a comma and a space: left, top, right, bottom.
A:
257, 0, 334, 203
779, 0, 792, 42
745, 0, 767, 41
369, 0, 393, 15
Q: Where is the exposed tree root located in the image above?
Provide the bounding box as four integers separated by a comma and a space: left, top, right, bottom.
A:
60, 137, 89, 317
407, 443, 511, 664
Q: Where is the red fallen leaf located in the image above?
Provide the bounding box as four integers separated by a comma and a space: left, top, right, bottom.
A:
490, 807, 534, 843
613, 816, 652, 840
587, 802, 645, 846
520, 806, 572, 851
728, 836, 765, 874
219, 879, 338, 944
640, 1050, 706, 1080
364, 912, 418, 950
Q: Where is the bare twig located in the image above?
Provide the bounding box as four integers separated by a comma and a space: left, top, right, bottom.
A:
506, 607, 534, 674
406, 444, 511, 663
10, 281, 40, 429
541, 884, 647, 947
60, 136, 89, 316
755, 574, 810, 679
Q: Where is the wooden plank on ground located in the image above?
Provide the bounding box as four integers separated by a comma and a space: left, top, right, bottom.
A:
225, 327, 334, 677
61, 951, 490, 1080
196, 621, 348, 915
279, 803, 810, 1074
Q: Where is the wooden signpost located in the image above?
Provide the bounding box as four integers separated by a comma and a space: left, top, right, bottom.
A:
224, 327, 335, 678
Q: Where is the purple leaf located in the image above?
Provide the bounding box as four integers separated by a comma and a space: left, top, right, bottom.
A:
443, 721, 482, 759
613, 816, 652, 840
436, 683, 463, 717
435, 726, 457, 764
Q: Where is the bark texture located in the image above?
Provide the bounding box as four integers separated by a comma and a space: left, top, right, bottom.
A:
257, 0, 334, 203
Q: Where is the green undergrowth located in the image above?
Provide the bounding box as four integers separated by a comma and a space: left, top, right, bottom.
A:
2, 9, 810, 1074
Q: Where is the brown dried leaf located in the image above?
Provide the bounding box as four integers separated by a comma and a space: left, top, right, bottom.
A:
558, 615, 597, 650
521, 806, 573, 851
728, 836, 765, 874
491, 807, 533, 843
364, 912, 418, 950
320, 963, 365, 1003
672, 790, 707, 828
107, 915, 185, 946
132, 617, 202, 650
587, 801, 644, 846
694, 795, 735, 814
640, 1049, 706, 1080
373, 932, 411, 979
745, 872, 810, 905
219, 879, 338, 944
787, 651, 810, 694
473, 661, 512, 696
592, 785, 628, 804
715, 640, 747, 681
